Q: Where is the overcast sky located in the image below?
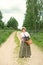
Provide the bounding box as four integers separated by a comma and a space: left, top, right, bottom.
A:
0, 0, 26, 28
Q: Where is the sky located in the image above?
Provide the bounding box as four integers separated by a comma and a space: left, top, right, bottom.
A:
0, 0, 26, 29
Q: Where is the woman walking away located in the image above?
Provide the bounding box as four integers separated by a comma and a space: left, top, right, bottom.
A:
19, 27, 31, 58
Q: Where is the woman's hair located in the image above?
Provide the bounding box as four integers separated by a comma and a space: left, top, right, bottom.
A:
21, 27, 26, 31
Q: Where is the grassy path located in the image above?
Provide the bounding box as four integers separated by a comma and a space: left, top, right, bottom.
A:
0, 31, 43, 65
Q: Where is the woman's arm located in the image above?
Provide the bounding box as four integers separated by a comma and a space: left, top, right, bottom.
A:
20, 33, 25, 42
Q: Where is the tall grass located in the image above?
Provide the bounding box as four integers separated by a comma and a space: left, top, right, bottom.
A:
15, 31, 20, 46
31, 32, 43, 50
0, 30, 14, 45
14, 31, 20, 56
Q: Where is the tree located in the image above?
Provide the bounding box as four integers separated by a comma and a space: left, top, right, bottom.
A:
0, 20, 4, 29
7, 17, 18, 29
0, 11, 3, 20
23, 0, 43, 32
0, 11, 4, 29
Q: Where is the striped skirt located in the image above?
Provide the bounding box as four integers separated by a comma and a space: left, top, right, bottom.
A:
19, 41, 31, 58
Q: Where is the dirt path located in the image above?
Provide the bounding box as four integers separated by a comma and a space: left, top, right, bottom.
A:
0, 31, 43, 65
29, 44, 43, 65
0, 32, 17, 65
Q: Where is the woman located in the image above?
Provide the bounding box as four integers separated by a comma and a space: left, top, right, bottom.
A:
19, 27, 31, 58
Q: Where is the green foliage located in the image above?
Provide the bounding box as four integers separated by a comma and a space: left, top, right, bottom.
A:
31, 32, 43, 50
0, 11, 3, 20
40, 20, 43, 29
7, 17, 18, 30
0, 20, 4, 29
0, 11, 4, 29
0, 11, 18, 30
23, 0, 43, 31
0, 30, 14, 45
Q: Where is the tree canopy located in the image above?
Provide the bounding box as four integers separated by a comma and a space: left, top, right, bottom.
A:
0, 11, 4, 29
23, 0, 43, 32
0, 11, 3, 20
7, 17, 18, 29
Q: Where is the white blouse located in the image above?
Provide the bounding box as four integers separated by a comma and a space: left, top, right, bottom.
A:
20, 32, 30, 38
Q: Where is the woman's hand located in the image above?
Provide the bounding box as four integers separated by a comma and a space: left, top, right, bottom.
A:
22, 39, 25, 42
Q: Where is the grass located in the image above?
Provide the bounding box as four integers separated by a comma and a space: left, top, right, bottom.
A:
31, 32, 43, 50
14, 31, 20, 57
0, 29, 14, 45
15, 31, 20, 46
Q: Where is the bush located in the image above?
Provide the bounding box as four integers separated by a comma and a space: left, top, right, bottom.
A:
0, 20, 4, 29
0, 30, 14, 45
31, 32, 43, 50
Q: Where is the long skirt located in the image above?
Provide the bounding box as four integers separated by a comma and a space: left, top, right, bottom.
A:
19, 41, 31, 58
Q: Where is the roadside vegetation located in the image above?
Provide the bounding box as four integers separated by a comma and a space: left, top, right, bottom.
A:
14, 31, 20, 57
0, 11, 18, 46
31, 32, 43, 50
0, 30, 14, 45
15, 31, 20, 46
